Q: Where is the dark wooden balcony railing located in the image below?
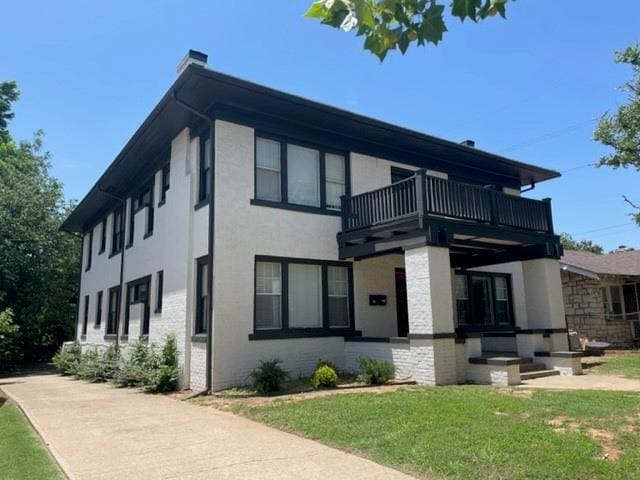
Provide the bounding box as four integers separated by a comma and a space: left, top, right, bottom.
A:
340, 171, 554, 234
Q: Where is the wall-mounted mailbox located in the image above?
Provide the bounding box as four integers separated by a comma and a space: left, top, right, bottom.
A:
369, 295, 387, 306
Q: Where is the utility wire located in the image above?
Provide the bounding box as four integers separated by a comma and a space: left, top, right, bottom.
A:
500, 118, 597, 154
573, 222, 635, 236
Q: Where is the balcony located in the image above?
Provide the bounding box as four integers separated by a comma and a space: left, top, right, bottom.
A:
338, 171, 560, 264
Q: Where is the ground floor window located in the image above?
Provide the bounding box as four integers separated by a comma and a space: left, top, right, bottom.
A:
602, 283, 640, 321
454, 271, 514, 328
195, 256, 209, 335
125, 275, 151, 336
253, 256, 353, 337
106, 286, 120, 335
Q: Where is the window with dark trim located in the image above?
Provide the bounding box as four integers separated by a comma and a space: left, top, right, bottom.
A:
127, 199, 135, 246
195, 256, 209, 335
95, 290, 103, 328
134, 182, 154, 237
99, 218, 106, 254
390, 166, 414, 184
198, 135, 211, 204
602, 283, 640, 321
82, 295, 89, 335
111, 208, 123, 255
252, 256, 354, 338
124, 276, 151, 337
85, 230, 93, 271
454, 271, 514, 328
160, 163, 170, 205
155, 270, 164, 313
253, 134, 349, 214
106, 286, 120, 335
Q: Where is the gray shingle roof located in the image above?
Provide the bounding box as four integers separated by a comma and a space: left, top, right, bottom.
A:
561, 249, 640, 276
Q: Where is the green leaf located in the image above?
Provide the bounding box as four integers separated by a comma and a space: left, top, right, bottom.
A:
304, 1, 328, 19
451, 0, 482, 21
354, 0, 377, 30
420, 3, 447, 44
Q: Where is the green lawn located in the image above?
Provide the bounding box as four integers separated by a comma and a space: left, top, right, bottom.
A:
0, 396, 62, 480
588, 351, 640, 379
236, 386, 640, 480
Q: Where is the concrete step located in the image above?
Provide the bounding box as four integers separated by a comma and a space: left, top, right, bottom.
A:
520, 369, 560, 380
519, 362, 547, 373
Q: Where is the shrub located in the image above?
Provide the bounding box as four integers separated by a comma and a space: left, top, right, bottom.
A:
315, 359, 339, 375
52, 342, 82, 376
76, 347, 117, 382
356, 357, 395, 385
0, 308, 22, 370
249, 359, 289, 394
142, 334, 179, 393
310, 364, 338, 389
113, 342, 149, 387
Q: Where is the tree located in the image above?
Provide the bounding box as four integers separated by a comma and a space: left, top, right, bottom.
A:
305, 0, 512, 61
594, 44, 640, 225
0, 81, 81, 366
559, 233, 604, 255
0, 81, 19, 143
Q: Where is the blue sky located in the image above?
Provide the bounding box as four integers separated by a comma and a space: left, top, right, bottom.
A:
2, 0, 639, 251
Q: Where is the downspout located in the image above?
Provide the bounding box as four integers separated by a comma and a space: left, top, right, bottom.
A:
98, 187, 126, 353
172, 91, 216, 393
520, 180, 535, 193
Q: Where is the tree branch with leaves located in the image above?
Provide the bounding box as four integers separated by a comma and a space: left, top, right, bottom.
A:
594, 44, 640, 225
305, 0, 512, 61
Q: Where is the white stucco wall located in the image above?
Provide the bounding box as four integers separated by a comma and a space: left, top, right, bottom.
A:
353, 254, 405, 337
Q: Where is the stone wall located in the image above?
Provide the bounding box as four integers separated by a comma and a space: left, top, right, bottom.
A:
561, 271, 632, 347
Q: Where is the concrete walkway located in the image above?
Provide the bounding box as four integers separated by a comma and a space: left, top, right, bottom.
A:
0, 373, 413, 480
519, 373, 640, 391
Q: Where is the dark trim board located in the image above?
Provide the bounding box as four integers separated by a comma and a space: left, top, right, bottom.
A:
250, 199, 342, 217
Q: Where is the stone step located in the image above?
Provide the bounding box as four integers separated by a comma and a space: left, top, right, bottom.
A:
519, 362, 547, 373
520, 369, 560, 380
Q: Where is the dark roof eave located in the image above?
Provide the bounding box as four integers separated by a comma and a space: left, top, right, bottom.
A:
62, 64, 561, 233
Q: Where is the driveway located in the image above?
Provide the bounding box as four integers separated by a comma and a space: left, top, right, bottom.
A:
0, 373, 412, 480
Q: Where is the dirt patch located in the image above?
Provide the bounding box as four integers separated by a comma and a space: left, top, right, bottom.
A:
496, 388, 533, 399
587, 428, 622, 460
189, 382, 419, 410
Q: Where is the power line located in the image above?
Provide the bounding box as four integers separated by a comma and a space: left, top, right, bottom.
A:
572, 222, 635, 236
500, 118, 597, 154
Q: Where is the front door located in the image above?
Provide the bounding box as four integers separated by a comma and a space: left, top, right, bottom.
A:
395, 268, 409, 337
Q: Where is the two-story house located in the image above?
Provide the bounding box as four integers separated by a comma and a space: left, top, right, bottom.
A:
62, 51, 581, 392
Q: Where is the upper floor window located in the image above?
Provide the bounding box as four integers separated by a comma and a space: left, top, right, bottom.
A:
99, 218, 106, 254
254, 134, 348, 213
85, 229, 93, 271
111, 208, 123, 255
160, 163, 170, 205
198, 136, 211, 204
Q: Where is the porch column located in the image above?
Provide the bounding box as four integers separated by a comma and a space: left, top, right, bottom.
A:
404, 245, 457, 384
522, 258, 568, 351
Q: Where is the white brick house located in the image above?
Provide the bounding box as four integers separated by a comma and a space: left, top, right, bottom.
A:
63, 51, 580, 392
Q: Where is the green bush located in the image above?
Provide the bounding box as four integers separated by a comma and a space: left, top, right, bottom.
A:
76, 347, 116, 382
249, 359, 289, 394
0, 308, 22, 371
142, 334, 179, 393
315, 359, 339, 375
310, 364, 338, 389
52, 342, 82, 376
356, 357, 395, 385
113, 342, 149, 387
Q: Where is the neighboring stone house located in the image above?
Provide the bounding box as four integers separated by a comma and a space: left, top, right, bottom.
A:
561, 250, 640, 347
62, 51, 581, 392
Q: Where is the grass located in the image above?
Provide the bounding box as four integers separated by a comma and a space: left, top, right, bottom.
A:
587, 351, 640, 379
0, 396, 62, 480
235, 386, 640, 480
